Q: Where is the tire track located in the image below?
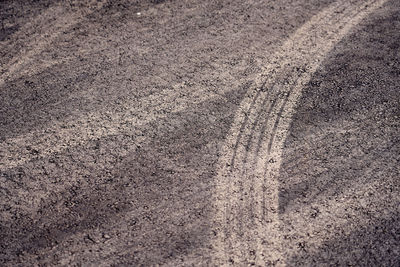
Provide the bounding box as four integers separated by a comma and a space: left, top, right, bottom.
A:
216, 6, 351, 261
213, 0, 388, 265
214, 2, 349, 263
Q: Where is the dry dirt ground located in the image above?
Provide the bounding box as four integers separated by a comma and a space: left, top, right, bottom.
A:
1, 0, 399, 266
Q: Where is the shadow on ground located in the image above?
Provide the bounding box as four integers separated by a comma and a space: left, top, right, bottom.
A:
279, 0, 400, 264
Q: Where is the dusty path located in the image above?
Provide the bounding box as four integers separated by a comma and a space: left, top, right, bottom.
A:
1, 0, 399, 265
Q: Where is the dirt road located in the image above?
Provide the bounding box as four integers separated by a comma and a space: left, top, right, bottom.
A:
1, 0, 399, 265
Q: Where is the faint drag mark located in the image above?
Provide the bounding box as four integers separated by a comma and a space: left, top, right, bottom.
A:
0, 0, 106, 88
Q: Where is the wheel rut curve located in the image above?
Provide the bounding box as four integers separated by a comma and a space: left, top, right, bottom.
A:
212, 0, 389, 265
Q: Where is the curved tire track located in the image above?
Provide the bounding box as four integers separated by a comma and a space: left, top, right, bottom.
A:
213, 0, 388, 265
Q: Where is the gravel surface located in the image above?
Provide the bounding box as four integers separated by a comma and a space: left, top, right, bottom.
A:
1, 0, 399, 265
